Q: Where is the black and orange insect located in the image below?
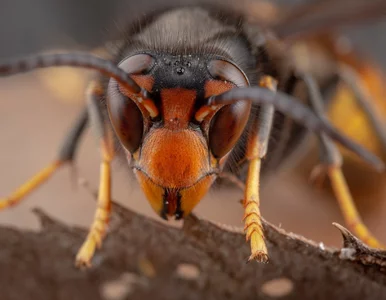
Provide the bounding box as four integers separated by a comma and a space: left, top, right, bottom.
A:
1, 0, 386, 267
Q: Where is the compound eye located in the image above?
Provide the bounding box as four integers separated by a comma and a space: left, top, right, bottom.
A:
207, 59, 251, 158
107, 80, 144, 153
119, 53, 155, 74
106, 54, 155, 153
208, 59, 249, 87
208, 101, 251, 158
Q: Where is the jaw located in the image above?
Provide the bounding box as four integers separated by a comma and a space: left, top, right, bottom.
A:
130, 126, 219, 219
134, 169, 216, 219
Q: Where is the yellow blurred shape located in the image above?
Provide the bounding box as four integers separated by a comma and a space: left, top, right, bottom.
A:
35, 47, 112, 104
328, 64, 386, 166
37, 67, 90, 104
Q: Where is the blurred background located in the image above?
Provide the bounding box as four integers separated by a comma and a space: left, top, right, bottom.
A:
1, 0, 386, 249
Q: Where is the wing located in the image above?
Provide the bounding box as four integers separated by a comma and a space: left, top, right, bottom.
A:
270, 0, 386, 40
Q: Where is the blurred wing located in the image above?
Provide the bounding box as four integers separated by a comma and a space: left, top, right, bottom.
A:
270, 0, 386, 40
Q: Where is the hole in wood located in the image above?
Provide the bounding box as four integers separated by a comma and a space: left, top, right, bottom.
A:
261, 277, 294, 298
175, 263, 200, 280
101, 272, 146, 300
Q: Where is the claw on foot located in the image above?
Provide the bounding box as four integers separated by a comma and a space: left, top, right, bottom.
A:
246, 228, 269, 263
248, 251, 269, 263
75, 238, 97, 268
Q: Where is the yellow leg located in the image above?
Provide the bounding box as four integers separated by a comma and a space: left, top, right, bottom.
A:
0, 161, 63, 210
244, 159, 268, 262
75, 137, 114, 267
243, 75, 277, 262
328, 166, 384, 248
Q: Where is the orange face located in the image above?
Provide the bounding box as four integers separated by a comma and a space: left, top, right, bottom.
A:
130, 86, 233, 219
106, 54, 251, 219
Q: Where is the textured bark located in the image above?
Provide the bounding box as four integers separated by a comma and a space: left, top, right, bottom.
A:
0, 203, 386, 300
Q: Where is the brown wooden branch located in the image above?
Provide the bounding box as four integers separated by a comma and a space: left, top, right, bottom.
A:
1, 202, 386, 300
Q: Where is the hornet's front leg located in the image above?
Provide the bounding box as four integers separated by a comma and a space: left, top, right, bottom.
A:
75, 81, 115, 267
244, 75, 277, 262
